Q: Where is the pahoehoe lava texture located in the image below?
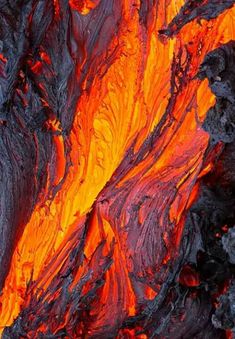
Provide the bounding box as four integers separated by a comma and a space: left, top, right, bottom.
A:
121, 39, 235, 339
1, 0, 235, 338
0, 0, 122, 291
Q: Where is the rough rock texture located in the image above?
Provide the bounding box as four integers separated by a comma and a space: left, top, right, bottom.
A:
198, 41, 235, 143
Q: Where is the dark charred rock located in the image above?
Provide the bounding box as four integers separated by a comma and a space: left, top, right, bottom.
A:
203, 100, 235, 143
222, 227, 235, 264
197, 41, 235, 143
212, 282, 235, 331
185, 40, 235, 336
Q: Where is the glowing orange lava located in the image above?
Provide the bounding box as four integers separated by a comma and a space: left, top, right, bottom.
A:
0, 0, 235, 337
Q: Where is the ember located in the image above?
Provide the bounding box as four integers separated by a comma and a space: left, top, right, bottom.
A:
0, 0, 235, 338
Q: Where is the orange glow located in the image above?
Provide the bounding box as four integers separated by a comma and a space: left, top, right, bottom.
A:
0, 1, 235, 336
179, 265, 200, 287
40, 51, 51, 65
69, 0, 100, 14
0, 53, 7, 63
226, 330, 233, 339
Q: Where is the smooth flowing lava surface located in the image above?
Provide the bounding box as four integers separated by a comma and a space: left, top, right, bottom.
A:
1, 0, 235, 338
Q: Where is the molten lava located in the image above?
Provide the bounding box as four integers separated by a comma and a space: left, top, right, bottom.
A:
0, 0, 235, 338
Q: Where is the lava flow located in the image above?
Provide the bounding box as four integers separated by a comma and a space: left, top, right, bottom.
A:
0, 0, 235, 338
